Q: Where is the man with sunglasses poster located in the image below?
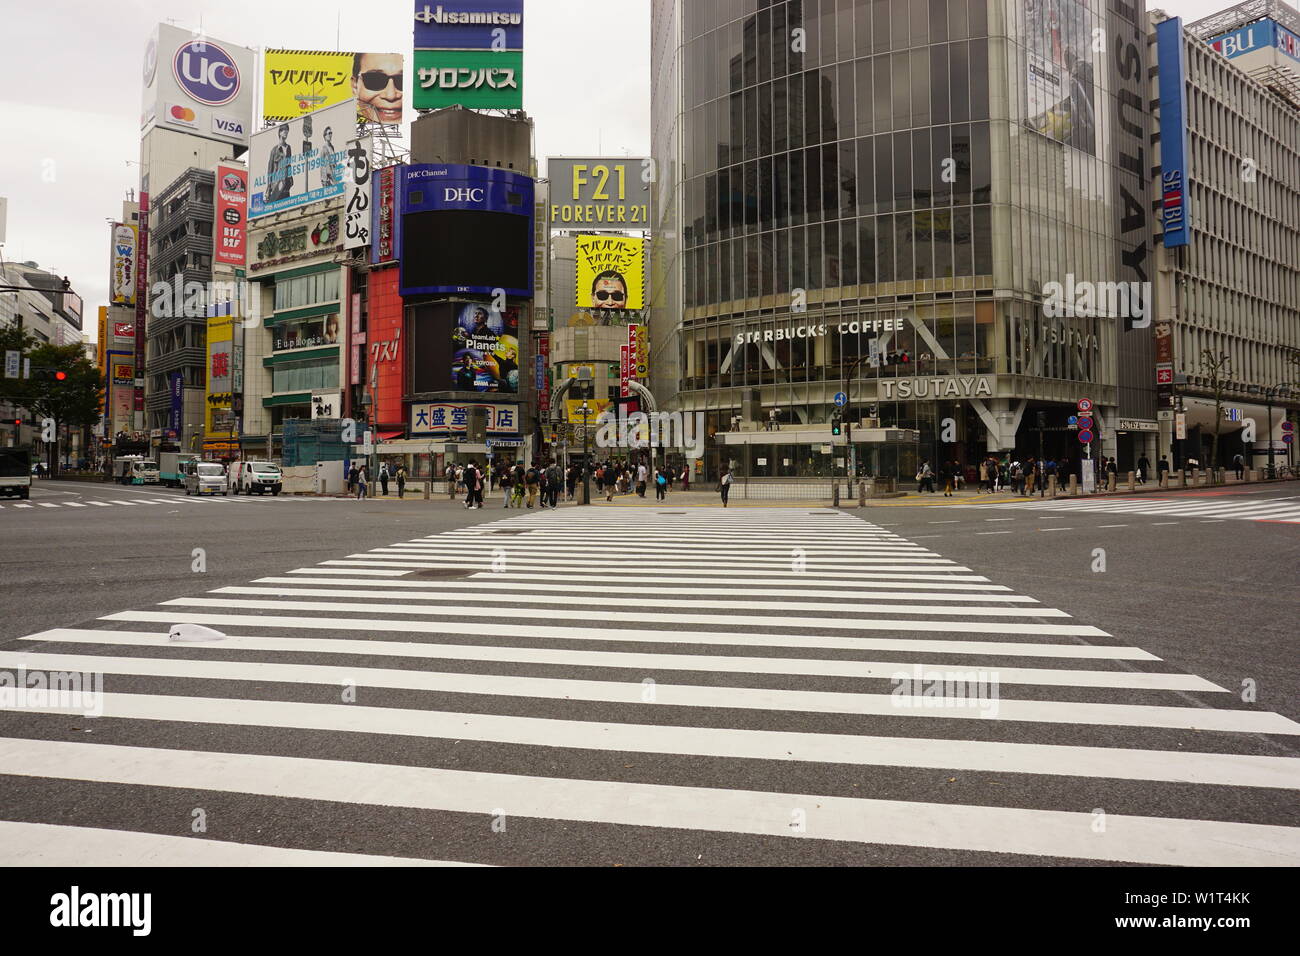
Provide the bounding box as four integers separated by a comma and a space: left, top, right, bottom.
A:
352, 53, 404, 125
590, 270, 628, 312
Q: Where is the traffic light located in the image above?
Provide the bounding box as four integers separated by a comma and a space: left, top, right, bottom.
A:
830, 412, 842, 437
54, 371, 67, 381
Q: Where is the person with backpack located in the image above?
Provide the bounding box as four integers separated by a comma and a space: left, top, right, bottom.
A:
525, 464, 540, 508
395, 464, 407, 498
346, 462, 358, 497
654, 467, 668, 501
544, 461, 561, 508
1010, 460, 1024, 496
1023, 457, 1036, 496
916, 460, 935, 494
1232, 452, 1244, 481
509, 462, 526, 508
378, 462, 390, 497
719, 467, 733, 507
463, 462, 483, 509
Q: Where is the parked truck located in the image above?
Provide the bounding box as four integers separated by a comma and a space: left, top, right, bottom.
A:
0, 448, 32, 499
112, 455, 160, 485
159, 451, 198, 488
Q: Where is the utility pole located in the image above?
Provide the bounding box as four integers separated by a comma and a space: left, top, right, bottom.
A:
579, 402, 591, 505
1201, 349, 1230, 482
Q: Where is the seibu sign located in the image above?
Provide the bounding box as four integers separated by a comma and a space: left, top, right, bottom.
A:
878, 375, 995, 401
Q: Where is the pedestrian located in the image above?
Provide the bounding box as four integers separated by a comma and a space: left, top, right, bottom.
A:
1105, 456, 1118, 490
1137, 454, 1150, 484
1024, 457, 1036, 496
354, 463, 368, 500
917, 460, 935, 494
463, 462, 482, 509
545, 460, 561, 509
1157, 455, 1170, 484
395, 464, 407, 498
1011, 460, 1023, 496
680, 465, 690, 491
525, 463, 540, 508
347, 462, 358, 496
719, 467, 733, 507
655, 468, 668, 500
940, 461, 953, 497
510, 462, 526, 508
605, 463, 616, 502
379, 462, 390, 497
566, 464, 578, 501
1232, 452, 1244, 480
636, 461, 648, 498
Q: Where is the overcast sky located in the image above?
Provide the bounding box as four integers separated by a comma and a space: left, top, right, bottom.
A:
0, 0, 1245, 337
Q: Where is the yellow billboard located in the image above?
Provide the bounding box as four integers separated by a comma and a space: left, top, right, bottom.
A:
575, 235, 644, 312
264, 50, 404, 125
565, 398, 612, 424
205, 311, 235, 440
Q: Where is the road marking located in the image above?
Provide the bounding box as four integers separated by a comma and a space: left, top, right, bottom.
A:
1201, 519, 1226, 523
985, 518, 1015, 522
88, 501, 113, 507
12, 503, 33, 509
975, 531, 1013, 535
1096, 524, 1128, 528
19, 630, 1213, 692
110, 500, 139, 506
1038, 528, 1073, 532
0, 821, 470, 867
104, 610, 1138, 658
929, 520, 960, 524
1151, 522, 1179, 526
37, 503, 59, 509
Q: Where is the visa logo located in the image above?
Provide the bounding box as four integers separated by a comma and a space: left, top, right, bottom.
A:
213, 116, 245, 136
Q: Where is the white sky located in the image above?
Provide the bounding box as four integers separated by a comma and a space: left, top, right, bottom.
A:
0, 0, 1249, 337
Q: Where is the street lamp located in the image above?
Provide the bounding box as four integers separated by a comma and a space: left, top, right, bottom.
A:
1261, 382, 1295, 478
579, 401, 592, 505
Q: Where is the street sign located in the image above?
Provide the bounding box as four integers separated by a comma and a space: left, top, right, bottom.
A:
1077, 416, 1093, 431
1282, 421, 1294, 432
1067, 415, 1078, 426
1078, 429, 1094, 443
833, 392, 847, 408
3, 350, 18, 379
1156, 365, 1174, 385
1076, 398, 1093, 412
1284, 434, 1295, 445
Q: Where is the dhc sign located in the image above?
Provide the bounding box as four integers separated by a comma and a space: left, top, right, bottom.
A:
1158, 18, 1191, 249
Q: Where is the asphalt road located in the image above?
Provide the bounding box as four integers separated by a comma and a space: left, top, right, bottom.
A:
0, 479, 1296, 867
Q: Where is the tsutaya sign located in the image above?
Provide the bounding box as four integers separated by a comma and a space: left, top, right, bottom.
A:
878, 375, 995, 400
735, 316, 904, 345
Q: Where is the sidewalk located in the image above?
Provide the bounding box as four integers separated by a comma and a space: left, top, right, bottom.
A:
887, 473, 1295, 505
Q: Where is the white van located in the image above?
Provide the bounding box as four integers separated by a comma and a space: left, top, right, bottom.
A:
184, 461, 229, 496
231, 460, 283, 496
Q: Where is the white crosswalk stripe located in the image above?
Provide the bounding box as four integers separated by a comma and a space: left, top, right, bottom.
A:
0, 493, 351, 514
971, 493, 1300, 523
1, 508, 1297, 866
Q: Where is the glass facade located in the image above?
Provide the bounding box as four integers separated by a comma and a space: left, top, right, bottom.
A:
653, 0, 1143, 479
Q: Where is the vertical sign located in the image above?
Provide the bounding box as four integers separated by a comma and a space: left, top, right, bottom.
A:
111, 223, 138, 305
620, 344, 630, 397
537, 332, 551, 415
344, 135, 373, 249
1157, 18, 1191, 248
134, 191, 149, 416
350, 291, 364, 386
372, 165, 397, 264
168, 371, 184, 436
215, 165, 248, 266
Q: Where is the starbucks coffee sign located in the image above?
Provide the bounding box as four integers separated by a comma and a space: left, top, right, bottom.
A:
878, 375, 995, 400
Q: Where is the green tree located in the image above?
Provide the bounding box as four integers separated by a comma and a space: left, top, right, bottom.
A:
21, 343, 103, 431
0, 324, 38, 404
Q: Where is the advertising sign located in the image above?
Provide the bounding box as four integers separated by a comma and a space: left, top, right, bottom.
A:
451, 303, 519, 393
168, 371, 184, 436
214, 165, 248, 266
537, 333, 550, 415
249, 100, 354, 219
1022, 0, 1097, 155
248, 211, 340, 272
112, 362, 134, 384
413, 0, 524, 49
565, 398, 612, 424
410, 401, 520, 435
576, 235, 645, 311
111, 223, 137, 305
620, 344, 630, 397
1157, 18, 1191, 248
264, 50, 405, 124
372, 165, 399, 264
413, 49, 522, 110
206, 308, 233, 438
343, 136, 373, 249
548, 158, 651, 229
141, 24, 255, 146
134, 192, 148, 418
1207, 19, 1300, 64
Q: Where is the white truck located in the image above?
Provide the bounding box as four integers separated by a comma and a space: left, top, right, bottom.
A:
231, 460, 283, 496
159, 451, 198, 488
0, 449, 32, 500
113, 455, 160, 485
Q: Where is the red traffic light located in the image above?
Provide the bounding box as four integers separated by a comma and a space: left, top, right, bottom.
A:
54, 371, 67, 381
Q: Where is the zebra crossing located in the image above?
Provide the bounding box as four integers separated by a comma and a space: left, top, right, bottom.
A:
970, 492, 1300, 523
1, 508, 1297, 866
0, 493, 341, 512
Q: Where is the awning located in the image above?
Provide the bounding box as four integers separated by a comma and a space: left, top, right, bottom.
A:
378, 430, 404, 441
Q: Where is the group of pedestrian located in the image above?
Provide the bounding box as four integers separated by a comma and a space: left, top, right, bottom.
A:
592, 459, 690, 502
346, 460, 408, 499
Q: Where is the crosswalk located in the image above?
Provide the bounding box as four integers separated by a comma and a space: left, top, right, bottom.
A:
1, 508, 1297, 866
0, 493, 340, 512
970, 493, 1300, 523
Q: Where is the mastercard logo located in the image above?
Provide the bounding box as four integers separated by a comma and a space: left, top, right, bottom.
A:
170, 105, 196, 121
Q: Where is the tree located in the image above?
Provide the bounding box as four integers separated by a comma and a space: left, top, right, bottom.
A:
1201, 349, 1231, 482
0, 324, 38, 404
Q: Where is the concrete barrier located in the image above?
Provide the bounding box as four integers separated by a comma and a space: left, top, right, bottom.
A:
1049, 476, 1058, 497
1127, 471, 1135, 492
1068, 475, 1078, 494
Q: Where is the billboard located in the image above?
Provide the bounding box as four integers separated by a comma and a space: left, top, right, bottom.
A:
371, 164, 400, 264
206, 309, 234, 438
548, 158, 651, 228
214, 165, 248, 266
111, 223, 137, 306
575, 235, 645, 311
413, 0, 524, 49
264, 50, 405, 125
343, 136, 373, 249
1022, 0, 1096, 155
248, 99, 353, 219
410, 402, 521, 436
413, 49, 522, 109
141, 23, 255, 145
1157, 18, 1191, 249
398, 163, 534, 296
1208, 19, 1300, 65
451, 303, 519, 393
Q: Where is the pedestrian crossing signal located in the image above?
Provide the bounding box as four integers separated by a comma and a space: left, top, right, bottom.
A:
830, 413, 842, 437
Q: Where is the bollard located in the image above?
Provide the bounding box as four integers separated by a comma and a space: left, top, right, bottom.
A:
423, 481, 430, 500
1049, 475, 1058, 497
1068, 474, 1078, 495
832, 481, 840, 508
858, 480, 866, 508
1127, 471, 1135, 492
449, 479, 456, 501
320, 480, 327, 496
